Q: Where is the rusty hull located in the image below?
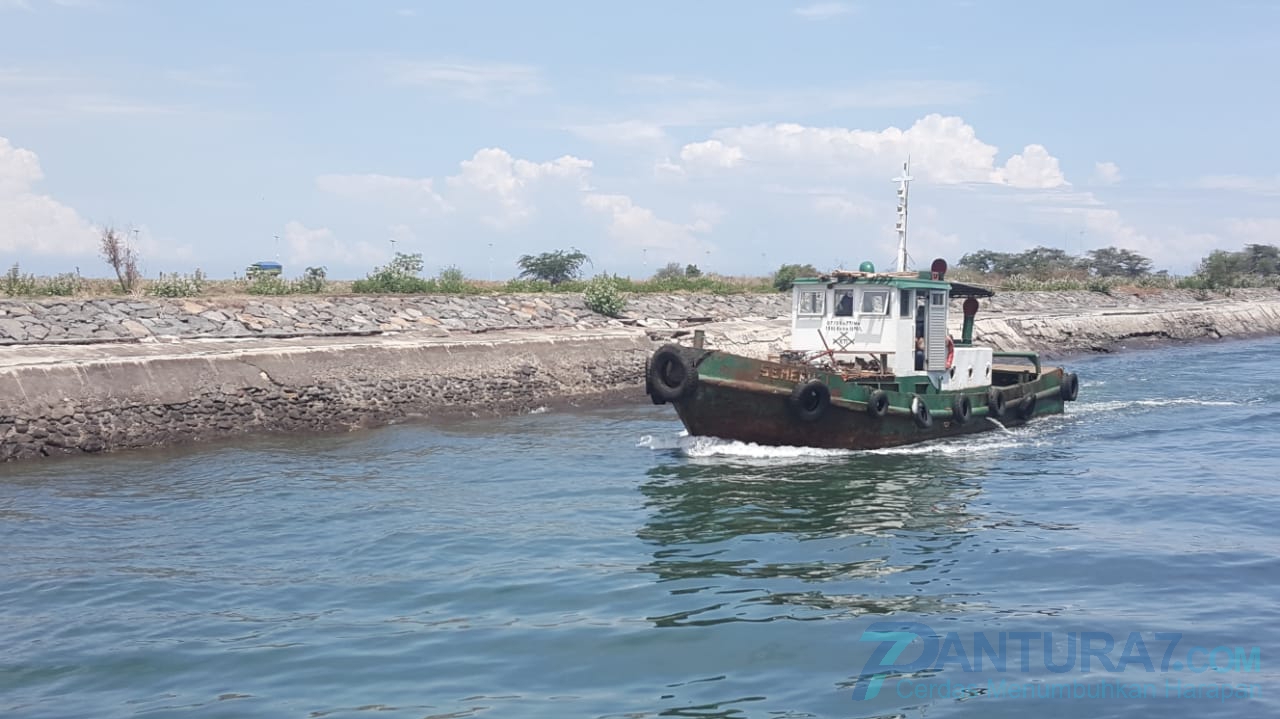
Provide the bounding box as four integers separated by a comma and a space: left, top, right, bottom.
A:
664, 348, 1065, 450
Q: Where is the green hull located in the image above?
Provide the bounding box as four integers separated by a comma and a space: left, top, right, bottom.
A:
647, 345, 1073, 450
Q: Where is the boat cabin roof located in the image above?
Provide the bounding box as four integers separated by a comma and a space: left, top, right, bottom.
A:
793, 270, 994, 298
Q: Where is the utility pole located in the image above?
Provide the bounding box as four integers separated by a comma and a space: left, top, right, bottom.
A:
274, 235, 280, 262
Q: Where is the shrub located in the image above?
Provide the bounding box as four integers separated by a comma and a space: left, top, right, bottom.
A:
3, 264, 39, 297
583, 274, 627, 317
352, 252, 433, 294
41, 272, 83, 296
296, 266, 327, 294
246, 275, 292, 295
435, 265, 476, 294
146, 270, 207, 298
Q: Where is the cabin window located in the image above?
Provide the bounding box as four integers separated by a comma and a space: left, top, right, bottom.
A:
797, 290, 824, 316
931, 291, 946, 306
834, 290, 855, 316
860, 289, 889, 315
899, 290, 912, 317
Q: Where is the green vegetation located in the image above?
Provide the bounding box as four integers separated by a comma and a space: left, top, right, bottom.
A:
772, 263, 820, 292
146, 270, 207, 298
3, 264, 84, 297
516, 248, 590, 286
3, 241, 1278, 300
956, 244, 1280, 292
352, 253, 433, 293
582, 274, 627, 317
248, 266, 327, 295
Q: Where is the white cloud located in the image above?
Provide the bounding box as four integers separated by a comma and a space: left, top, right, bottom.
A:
447, 148, 592, 228
316, 173, 450, 213
1197, 174, 1280, 196
283, 221, 383, 267
794, 2, 854, 19
566, 120, 667, 147
813, 195, 874, 219
582, 193, 712, 257
0, 135, 98, 256
994, 144, 1068, 189
1225, 218, 1280, 245
679, 139, 744, 170
674, 114, 1068, 188
384, 60, 544, 101
318, 148, 592, 229
1093, 161, 1122, 185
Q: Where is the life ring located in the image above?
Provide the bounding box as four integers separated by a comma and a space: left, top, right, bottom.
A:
866, 389, 890, 419
1019, 393, 1038, 419
945, 336, 955, 370
986, 387, 1006, 419
952, 394, 972, 424
910, 395, 933, 429
647, 345, 699, 402
790, 380, 831, 422
1060, 372, 1079, 402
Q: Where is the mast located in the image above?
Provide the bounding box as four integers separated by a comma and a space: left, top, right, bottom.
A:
892, 158, 912, 272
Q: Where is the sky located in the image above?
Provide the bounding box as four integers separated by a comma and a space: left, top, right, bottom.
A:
1, 0, 1278, 280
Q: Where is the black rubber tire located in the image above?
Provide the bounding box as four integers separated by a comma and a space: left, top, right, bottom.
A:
1060, 372, 1079, 402
866, 389, 890, 419
648, 345, 698, 402
911, 395, 933, 429
987, 387, 1006, 419
645, 356, 665, 405
1019, 393, 1038, 419
952, 394, 972, 425
790, 380, 831, 422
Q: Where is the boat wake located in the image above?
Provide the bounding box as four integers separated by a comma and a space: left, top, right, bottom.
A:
1070, 398, 1241, 415
637, 428, 1027, 462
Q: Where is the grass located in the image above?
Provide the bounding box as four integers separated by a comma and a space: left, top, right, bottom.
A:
1, 269, 1275, 299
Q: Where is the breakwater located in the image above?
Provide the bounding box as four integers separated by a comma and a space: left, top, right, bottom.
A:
2, 288, 1279, 461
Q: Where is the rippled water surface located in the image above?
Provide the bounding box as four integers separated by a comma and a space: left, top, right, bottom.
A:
3, 337, 1279, 718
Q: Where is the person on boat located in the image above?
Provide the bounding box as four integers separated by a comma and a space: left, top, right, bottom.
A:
915, 333, 926, 370
835, 291, 854, 317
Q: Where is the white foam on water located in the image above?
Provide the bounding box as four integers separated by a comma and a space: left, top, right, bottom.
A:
639, 425, 1028, 461
526, 406, 549, 415
1072, 398, 1238, 414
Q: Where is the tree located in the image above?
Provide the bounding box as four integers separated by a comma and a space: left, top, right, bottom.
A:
1085, 247, 1152, 278
1197, 250, 1245, 288
1243, 244, 1280, 276
684, 264, 703, 278
1010, 246, 1075, 277
957, 250, 1011, 274
99, 227, 140, 293
516, 248, 590, 285
651, 262, 685, 281
772, 263, 819, 292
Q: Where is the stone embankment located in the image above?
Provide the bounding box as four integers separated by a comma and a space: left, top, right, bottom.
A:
2, 287, 1279, 461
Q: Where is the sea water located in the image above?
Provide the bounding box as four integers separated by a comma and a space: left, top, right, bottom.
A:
2, 337, 1278, 718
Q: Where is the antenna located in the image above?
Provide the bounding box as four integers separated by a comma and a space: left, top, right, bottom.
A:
892, 158, 912, 272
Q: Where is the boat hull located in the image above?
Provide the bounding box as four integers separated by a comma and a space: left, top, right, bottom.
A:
648, 345, 1069, 451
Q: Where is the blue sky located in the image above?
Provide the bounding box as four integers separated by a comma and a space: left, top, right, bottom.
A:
1, 0, 1277, 280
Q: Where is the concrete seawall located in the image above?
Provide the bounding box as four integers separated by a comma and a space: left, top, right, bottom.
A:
3, 288, 1279, 461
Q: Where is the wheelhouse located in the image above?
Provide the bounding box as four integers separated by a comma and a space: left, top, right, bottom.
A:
788, 267, 997, 391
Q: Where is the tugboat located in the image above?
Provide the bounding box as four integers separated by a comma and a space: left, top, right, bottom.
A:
644, 163, 1079, 450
